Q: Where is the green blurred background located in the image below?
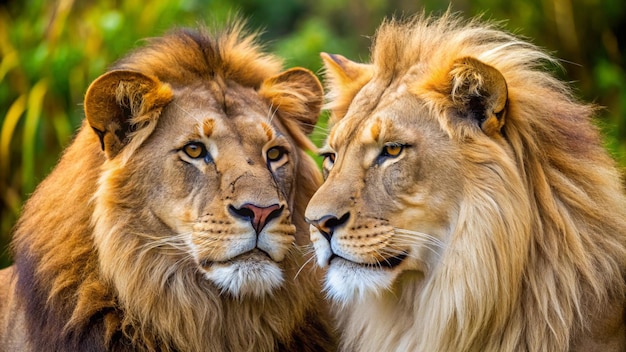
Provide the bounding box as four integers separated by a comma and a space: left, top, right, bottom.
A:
1, 0, 625, 269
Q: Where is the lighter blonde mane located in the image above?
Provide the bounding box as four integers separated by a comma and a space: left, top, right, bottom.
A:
329, 12, 626, 351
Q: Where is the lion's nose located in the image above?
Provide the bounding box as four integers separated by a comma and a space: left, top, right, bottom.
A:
305, 212, 350, 241
229, 203, 283, 234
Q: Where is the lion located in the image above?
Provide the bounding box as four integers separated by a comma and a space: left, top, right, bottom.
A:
0, 22, 337, 351
305, 12, 626, 352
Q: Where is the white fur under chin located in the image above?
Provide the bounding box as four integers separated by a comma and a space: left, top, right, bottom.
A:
324, 260, 398, 304
204, 260, 284, 298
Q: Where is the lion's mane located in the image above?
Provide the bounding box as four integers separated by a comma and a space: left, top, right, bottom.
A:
321, 12, 626, 351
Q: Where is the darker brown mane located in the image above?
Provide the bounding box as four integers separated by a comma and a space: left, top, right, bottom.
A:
3, 20, 332, 352
113, 23, 282, 89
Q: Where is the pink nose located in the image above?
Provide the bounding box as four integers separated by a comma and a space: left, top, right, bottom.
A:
229, 203, 283, 234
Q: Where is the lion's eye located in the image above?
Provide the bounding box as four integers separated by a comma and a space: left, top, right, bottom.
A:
322, 153, 336, 170
323, 153, 336, 164
266, 146, 286, 162
381, 144, 404, 158
183, 142, 208, 159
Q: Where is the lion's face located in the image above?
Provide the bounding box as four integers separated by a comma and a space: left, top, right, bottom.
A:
85, 68, 323, 299
306, 52, 513, 303
135, 85, 299, 297
306, 85, 463, 302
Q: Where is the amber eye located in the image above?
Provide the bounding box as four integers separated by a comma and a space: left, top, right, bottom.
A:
266, 146, 286, 162
381, 144, 404, 158
183, 142, 207, 159
322, 153, 336, 169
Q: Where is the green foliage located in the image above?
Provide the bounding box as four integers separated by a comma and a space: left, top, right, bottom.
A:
1, 0, 624, 268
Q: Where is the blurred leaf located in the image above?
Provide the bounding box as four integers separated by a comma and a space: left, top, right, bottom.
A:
22, 79, 48, 195
100, 10, 123, 34
0, 51, 18, 82
594, 59, 624, 90
1, 95, 27, 180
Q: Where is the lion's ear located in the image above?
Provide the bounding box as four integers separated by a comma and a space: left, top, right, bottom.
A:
259, 67, 323, 150
84, 70, 173, 158
449, 57, 508, 136
320, 52, 373, 122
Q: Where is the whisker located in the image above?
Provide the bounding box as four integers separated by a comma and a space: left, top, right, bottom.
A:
132, 231, 193, 256
379, 246, 408, 257
391, 238, 444, 252
294, 254, 316, 281
173, 101, 204, 125
266, 103, 279, 125
309, 123, 330, 134
299, 243, 317, 258
393, 229, 445, 248
370, 248, 387, 269
392, 228, 446, 258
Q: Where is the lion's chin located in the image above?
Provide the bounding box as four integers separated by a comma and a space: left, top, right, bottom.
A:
202, 251, 285, 298
324, 257, 401, 305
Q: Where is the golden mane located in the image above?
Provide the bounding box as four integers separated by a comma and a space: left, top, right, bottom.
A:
1, 21, 334, 351
316, 12, 626, 351
115, 21, 282, 88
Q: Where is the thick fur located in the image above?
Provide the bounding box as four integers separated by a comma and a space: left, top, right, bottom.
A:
0, 22, 336, 351
305, 12, 626, 351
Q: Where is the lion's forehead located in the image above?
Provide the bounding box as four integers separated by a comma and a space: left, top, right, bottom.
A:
203, 115, 275, 142
330, 115, 382, 147
169, 100, 276, 148
329, 87, 430, 151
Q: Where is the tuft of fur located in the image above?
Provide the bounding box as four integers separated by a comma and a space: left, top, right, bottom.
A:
116, 21, 283, 90
316, 11, 626, 352
0, 21, 335, 352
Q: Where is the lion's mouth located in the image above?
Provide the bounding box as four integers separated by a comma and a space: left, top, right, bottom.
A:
199, 248, 274, 268
329, 252, 407, 269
